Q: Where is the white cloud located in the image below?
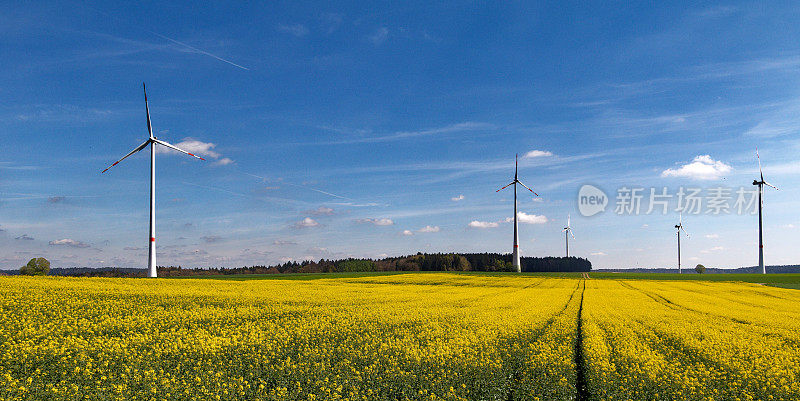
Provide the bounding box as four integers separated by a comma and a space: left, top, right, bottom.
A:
212, 158, 234, 166
516, 212, 548, 224
590, 252, 607, 256
704, 234, 719, 239
156, 138, 220, 158
401, 230, 414, 236
523, 150, 553, 158
661, 155, 731, 180
418, 225, 440, 233
49, 238, 90, 248
451, 194, 465, 201
471, 212, 547, 228
156, 138, 234, 166
356, 218, 394, 226
469, 220, 499, 228
782, 224, 796, 229
294, 217, 319, 228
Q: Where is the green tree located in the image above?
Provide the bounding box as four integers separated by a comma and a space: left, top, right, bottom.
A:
695, 264, 706, 274
20, 257, 50, 276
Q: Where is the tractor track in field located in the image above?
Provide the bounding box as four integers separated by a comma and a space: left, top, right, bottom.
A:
574, 279, 589, 401
504, 280, 584, 401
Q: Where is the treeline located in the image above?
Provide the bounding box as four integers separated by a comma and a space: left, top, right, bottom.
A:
597, 265, 800, 274
155, 253, 591, 276
15, 253, 592, 277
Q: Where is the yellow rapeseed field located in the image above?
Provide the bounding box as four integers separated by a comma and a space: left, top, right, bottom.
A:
581, 279, 800, 400
2, 274, 800, 400
0, 274, 580, 400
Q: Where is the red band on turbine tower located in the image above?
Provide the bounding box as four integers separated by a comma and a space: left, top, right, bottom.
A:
150, 237, 155, 242
513, 245, 519, 248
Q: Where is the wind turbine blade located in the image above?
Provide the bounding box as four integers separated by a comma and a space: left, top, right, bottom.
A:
567, 214, 571, 228
516, 180, 539, 197
681, 226, 689, 237
496, 181, 515, 192
763, 181, 779, 190
144, 83, 154, 138
515, 154, 518, 179
101, 139, 151, 173
153, 139, 205, 160
570, 230, 575, 240
756, 147, 765, 182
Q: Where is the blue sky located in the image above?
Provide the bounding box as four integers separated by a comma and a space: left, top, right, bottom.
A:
2, 1, 800, 270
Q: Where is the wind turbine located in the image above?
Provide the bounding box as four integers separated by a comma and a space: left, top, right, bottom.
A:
102, 83, 205, 278
496, 154, 539, 272
674, 213, 688, 273
563, 214, 574, 257
753, 148, 778, 275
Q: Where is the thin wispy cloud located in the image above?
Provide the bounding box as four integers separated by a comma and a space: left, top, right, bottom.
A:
356, 218, 394, 226
49, 238, 90, 248
307, 206, 334, 216
315, 122, 495, 145
451, 194, 465, 202
277, 24, 309, 37
367, 27, 389, 45
319, 13, 344, 34
201, 235, 223, 243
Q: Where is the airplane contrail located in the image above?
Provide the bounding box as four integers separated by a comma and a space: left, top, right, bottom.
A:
146, 30, 250, 71
81, 4, 249, 71
242, 172, 352, 200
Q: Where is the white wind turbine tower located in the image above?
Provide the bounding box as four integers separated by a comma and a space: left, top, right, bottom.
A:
102, 83, 205, 278
753, 148, 778, 275
563, 214, 574, 257
496, 154, 539, 272
674, 213, 688, 274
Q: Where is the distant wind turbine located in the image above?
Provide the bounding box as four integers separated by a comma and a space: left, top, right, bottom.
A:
563, 214, 574, 257
753, 148, 778, 275
102, 83, 205, 278
496, 154, 539, 272
674, 212, 688, 274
